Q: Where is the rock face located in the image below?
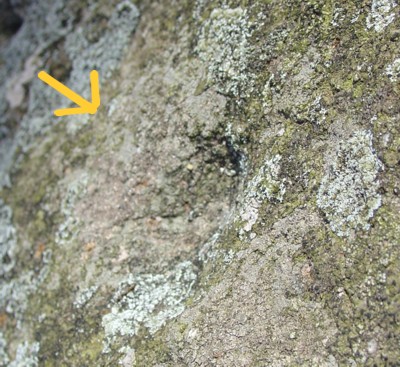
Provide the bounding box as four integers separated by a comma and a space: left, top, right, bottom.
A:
0, 0, 399, 365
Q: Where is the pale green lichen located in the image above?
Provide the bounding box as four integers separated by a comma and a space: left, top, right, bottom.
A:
309, 96, 328, 125
73, 285, 99, 309
198, 231, 235, 265
239, 155, 285, 235
118, 346, 135, 367
64, 0, 139, 131
0, 333, 40, 367
195, 6, 254, 97
0, 201, 48, 323
8, 341, 40, 367
0, 138, 13, 189
0, 200, 16, 276
0, 332, 9, 366
317, 130, 383, 237
366, 0, 397, 32
385, 57, 400, 82
102, 261, 196, 353
331, 7, 345, 27
0, 242, 51, 324
2, 0, 140, 154
55, 172, 88, 245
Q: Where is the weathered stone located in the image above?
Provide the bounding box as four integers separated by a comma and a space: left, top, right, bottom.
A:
0, 0, 399, 365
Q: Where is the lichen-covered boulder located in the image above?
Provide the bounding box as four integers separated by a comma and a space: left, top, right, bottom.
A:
1, 0, 399, 365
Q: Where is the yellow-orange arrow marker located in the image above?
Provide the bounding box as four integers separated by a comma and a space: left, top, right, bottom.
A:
38, 70, 100, 116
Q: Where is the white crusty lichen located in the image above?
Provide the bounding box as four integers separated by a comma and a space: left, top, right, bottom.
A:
3, 0, 140, 148
102, 261, 196, 352
73, 285, 99, 309
331, 7, 345, 27
385, 58, 400, 82
0, 332, 9, 366
65, 0, 140, 85
0, 333, 40, 367
317, 130, 383, 237
0, 137, 13, 190
0, 272, 38, 323
0, 201, 44, 326
118, 346, 135, 367
0, 200, 51, 327
240, 155, 285, 234
366, 0, 397, 32
8, 341, 40, 367
198, 231, 236, 265
196, 6, 254, 97
0, 200, 16, 276
55, 172, 88, 246
0, 242, 50, 325
310, 96, 328, 125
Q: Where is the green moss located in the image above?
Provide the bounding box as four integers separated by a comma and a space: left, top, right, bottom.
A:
321, 1, 334, 35
31, 210, 47, 236
342, 76, 353, 92
352, 83, 363, 98
79, 334, 104, 363
4, 149, 57, 240
177, 322, 188, 334
134, 329, 172, 365
194, 77, 209, 96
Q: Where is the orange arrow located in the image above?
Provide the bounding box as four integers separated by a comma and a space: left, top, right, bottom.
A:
37, 70, 100, 116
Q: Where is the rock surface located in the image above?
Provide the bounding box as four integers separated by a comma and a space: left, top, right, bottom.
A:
0, 0, 399, 365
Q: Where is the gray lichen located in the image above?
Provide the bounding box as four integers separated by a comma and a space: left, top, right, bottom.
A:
0, 332, 40, 367
67, 1, 139, 75
317, 130, 383, 237
0, 200, 16, 276
73, 285, 99, 309
195, 6, 254, 97
102, 261, 196, 353
240, 154, 285, 234
0, 0, 140, 168
0, 332, 9, 366
366, 0, 397, 32
385, 57, 400, 82
8, 341, 40, 367
55, 172, 88, 246
64, 0, 140, 100
0, 138, 13, 189
0, 272, 37, 322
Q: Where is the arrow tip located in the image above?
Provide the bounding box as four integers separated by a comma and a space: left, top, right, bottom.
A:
87, 105, 98, 115
37, 71, 46, 80
37, 69, 100, 117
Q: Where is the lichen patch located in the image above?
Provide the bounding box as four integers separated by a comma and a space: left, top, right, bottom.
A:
366, 0, 397, 32
55, 171, 88, 246
385, 57, 400, 82
0, 333, 40, 367
317, 130, 383, 237
102, 261, 196, 353
0, 200, 16, 276
195, 6, 254, 97
239, 154, 285, 234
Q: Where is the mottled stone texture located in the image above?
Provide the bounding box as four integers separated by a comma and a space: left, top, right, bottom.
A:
0, 0, 399, 366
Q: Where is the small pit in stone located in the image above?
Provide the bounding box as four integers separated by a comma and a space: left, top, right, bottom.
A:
74, 119, 242, 275
54, 84, 243, 284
